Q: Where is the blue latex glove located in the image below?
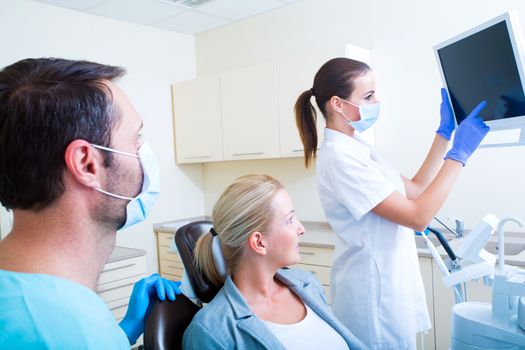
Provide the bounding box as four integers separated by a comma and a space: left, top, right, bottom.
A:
445, 100, 489, 166
436, 88, 455, 140
119, 273, 182, 345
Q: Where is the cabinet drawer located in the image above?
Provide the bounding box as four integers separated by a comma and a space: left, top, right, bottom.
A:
98, 256, 146, 285
98, 281, 136, 303
160, 259, 185, 277
159, 246, 182, 262
106, 296, 129, 311
295, 263, 331, 285
160, 272, 182, 281
111, 305, 128, 322
298, 245, 334, 266
158, 232, 175, 248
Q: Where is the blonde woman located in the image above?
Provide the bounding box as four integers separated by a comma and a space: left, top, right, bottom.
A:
182, 174, 365, 350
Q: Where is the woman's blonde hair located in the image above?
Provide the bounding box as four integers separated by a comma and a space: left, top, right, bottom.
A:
194, 174, 284, 286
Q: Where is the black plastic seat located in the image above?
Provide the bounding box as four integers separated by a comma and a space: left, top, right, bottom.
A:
142, 220, 221, 350
143, 294, 200, 350
174, 220, 221, 303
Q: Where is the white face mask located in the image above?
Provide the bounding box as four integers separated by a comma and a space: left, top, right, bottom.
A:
339, 97, 381, 133
91, 142, 160, 230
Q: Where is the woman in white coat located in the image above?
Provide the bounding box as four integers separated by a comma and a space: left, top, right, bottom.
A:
294, 57, 489, 349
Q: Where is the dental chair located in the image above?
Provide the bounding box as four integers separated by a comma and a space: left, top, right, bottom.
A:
142, 220, 221, 350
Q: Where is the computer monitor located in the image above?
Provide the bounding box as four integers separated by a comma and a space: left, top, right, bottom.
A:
435, 11, 525, 140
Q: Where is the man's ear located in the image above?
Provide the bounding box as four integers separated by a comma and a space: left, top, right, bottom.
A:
246, 231, 267, 256
64, 139, 103, 188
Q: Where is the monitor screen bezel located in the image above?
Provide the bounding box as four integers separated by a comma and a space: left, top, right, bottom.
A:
434, 11, 525, 131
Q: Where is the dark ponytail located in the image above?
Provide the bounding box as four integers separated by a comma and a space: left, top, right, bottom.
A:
294, 89, 317, 168
294, 57, 370, 168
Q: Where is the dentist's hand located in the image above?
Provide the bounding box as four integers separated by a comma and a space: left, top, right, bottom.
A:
119, 273, 182, 345
445, 101, 489, 166
436, 88, 455, 140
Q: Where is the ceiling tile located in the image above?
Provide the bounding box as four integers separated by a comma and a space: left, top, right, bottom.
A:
197, 0, 288, 21
154, 10, 230, 34
32, 0, 106, 10
87, 0, 187, 25
31, 0, 300, 35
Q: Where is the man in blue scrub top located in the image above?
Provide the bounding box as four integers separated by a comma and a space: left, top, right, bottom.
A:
0, 58, 180, 349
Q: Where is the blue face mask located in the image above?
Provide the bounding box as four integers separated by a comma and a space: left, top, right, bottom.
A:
91, 142, 160, 230
339, 98, 380, 133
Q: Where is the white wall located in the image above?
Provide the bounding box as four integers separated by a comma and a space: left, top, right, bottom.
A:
1, 0, 205, 274
197, 0, 525, 230
198, 0, 374, 221
202, 158, 324, 220
372, 0, 525, 231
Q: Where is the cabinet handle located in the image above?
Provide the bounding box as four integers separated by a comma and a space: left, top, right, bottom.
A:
108, 297, 129, 310
110, 304, 127, 311
292, 149, 319, 152
102, 263, 136, 273
299, 251, 315, 256
232, 152, 264, 157
98, 281, 136, 293
184, 155, 211, 160
167, 265, 183, 269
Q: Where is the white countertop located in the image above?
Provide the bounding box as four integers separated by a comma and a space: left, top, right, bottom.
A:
153, 218, 525, 267
106, 246, 146, 263
303, 223, 525, 268
153, 216, 210, 233
300, 221, 337, 248
154, 218, 337, 248
416, 231, 525, 267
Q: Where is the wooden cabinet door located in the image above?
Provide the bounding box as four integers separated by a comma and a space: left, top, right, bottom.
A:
276, 55, 327, 158
220, 62, 280, 160
172, 75, 223, 163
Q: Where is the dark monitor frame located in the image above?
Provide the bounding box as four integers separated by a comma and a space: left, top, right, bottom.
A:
434, 11, 525, 141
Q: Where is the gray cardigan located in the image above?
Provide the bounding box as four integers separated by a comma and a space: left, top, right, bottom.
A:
183, 268, 366, 349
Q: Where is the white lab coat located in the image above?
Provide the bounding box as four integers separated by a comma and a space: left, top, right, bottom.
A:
317, 128, 431, 350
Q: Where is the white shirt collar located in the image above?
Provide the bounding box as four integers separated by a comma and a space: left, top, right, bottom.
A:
323, 128, 373, 156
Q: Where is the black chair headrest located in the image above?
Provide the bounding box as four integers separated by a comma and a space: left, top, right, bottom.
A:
174, 220, 222, 303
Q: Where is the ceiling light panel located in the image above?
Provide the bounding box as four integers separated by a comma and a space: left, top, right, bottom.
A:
87, 0, 186, 25
154, 9, 229, 34
197, 0, 289, 21
156, 0, 216, 8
